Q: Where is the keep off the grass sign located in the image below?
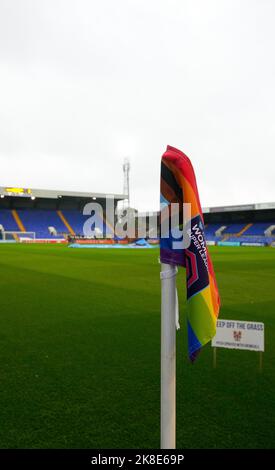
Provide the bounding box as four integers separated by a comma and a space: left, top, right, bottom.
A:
212, 319, 265, 352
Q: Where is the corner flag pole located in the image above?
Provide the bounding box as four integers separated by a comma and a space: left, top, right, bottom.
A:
160, 263, 177, 449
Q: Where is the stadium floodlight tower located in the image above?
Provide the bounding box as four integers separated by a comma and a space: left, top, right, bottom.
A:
122, 157, 130, 211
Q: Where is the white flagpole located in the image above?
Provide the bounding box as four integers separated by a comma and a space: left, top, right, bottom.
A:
160, 262, 177, 449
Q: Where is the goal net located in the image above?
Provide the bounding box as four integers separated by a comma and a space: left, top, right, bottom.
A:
0, 231, 36, 242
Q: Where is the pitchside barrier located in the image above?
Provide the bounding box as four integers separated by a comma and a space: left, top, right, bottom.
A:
217, 241, 240, 247
21, 238, 67, 244
211, 319, 264, 372
241, 242, 266, 247
215, 241, 270, 247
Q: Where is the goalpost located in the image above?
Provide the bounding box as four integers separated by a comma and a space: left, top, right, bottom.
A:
0, 231, 36, 242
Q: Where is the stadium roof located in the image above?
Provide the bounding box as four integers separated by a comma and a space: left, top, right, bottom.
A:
137, 202, 275, 217
0, 186, 126, 201
202, 202, 275, 213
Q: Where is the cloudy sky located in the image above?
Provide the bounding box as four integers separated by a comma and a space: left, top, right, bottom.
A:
0, 0, 274, 211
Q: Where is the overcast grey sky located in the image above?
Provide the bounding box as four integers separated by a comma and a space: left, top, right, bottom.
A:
0, 0, 274, 211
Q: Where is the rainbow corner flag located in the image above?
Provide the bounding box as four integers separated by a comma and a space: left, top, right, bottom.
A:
160, 145, 220, 361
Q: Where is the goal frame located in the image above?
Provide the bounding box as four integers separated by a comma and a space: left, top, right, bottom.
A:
0, 231, 36, 242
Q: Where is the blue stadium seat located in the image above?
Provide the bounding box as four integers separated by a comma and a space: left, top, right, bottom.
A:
0, 208, 113, 239
0, 209, 19, 231
204, 224, 223, 240
17, 210, 67, 238
62, 210, 110, 237
204, 222, 275, 245
243, 223, 273, 236
222, 224, 246, 234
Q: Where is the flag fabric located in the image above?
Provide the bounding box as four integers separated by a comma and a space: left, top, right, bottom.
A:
160, 145, 220, 361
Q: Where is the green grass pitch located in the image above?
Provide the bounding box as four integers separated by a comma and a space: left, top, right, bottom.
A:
0, 244, 274, 449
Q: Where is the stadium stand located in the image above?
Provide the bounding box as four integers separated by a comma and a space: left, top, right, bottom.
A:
204, 223, 222, 236
0, 209, 19, 232
0, 187, 125, 242
137, 202, 275, 246
204, 224, 223, 241
62, 210, 109, 237
1, 205, 275, 244
16, 210, 66, 239
204, 222, 275, 245
0, 209, 112, 239
222, 224, 247, 234
244, 223, 273, 236
1, 187, 275, 246
200, 202, 275, 246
